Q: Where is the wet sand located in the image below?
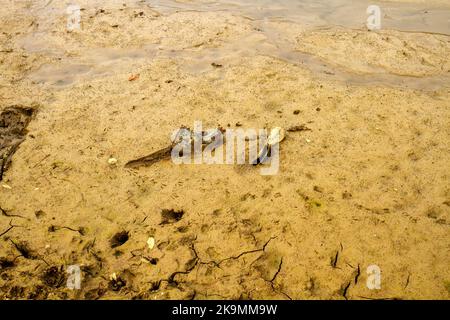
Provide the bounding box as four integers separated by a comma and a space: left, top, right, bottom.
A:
0, 0, 449, 299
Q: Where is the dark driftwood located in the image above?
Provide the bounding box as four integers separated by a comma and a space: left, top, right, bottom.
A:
126, 128, 226, 169
125, 145, 173, 168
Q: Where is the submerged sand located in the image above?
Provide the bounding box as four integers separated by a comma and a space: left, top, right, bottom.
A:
0, 0, 449, 299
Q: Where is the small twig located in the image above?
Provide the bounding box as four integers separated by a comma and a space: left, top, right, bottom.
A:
0, 222, 14, 237
0, 207, 27, 219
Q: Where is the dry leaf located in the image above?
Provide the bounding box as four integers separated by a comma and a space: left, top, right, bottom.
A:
128, 74, 140, 81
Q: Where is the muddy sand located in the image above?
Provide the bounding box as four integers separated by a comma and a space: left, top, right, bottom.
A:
0, 0, 449, 300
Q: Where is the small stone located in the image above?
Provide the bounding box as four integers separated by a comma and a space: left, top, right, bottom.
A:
147, 237, 155, 250
108, 157, 118, 165
313, 186, 324, 193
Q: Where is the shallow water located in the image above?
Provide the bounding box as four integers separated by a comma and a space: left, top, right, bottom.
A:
28, 46, 158, 86
152, 0, 450, 34
18, 0, 450, 89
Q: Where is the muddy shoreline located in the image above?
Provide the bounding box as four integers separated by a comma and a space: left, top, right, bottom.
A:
0, 0, 449, 300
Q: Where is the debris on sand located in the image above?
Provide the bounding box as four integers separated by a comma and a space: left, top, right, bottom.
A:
253, 127, 285, 165
128, 73, 140, 81
126, 127, 199, 168
267, 127, 285, 145
125, 126, 225, 168
0, 106, 35, 181
125, 126, 191, 168
287, 124, 311, 132
125, 145, 173, 168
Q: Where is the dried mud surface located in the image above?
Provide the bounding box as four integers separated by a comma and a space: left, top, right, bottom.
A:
0, 0, 449, 300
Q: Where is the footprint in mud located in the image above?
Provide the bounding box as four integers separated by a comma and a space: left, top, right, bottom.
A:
110, 231, 129, 248
84, 287, 106, 300
425, 206, 447, 225
0, 105, 35, 180
160, 209, 185, 225
108, 273, 127, 292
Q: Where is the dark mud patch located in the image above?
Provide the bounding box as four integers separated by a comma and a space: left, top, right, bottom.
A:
84, 287, 106, 300
3, 285, 51, 300
160, 209, 184, 225
11, 240, 37, 260
27, 285, 49, 299
110, 231, 129, 248
0, 105, 35, 180
0, 257, 15, 270
287, 124, 311, 132
41, 266, 66, 288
